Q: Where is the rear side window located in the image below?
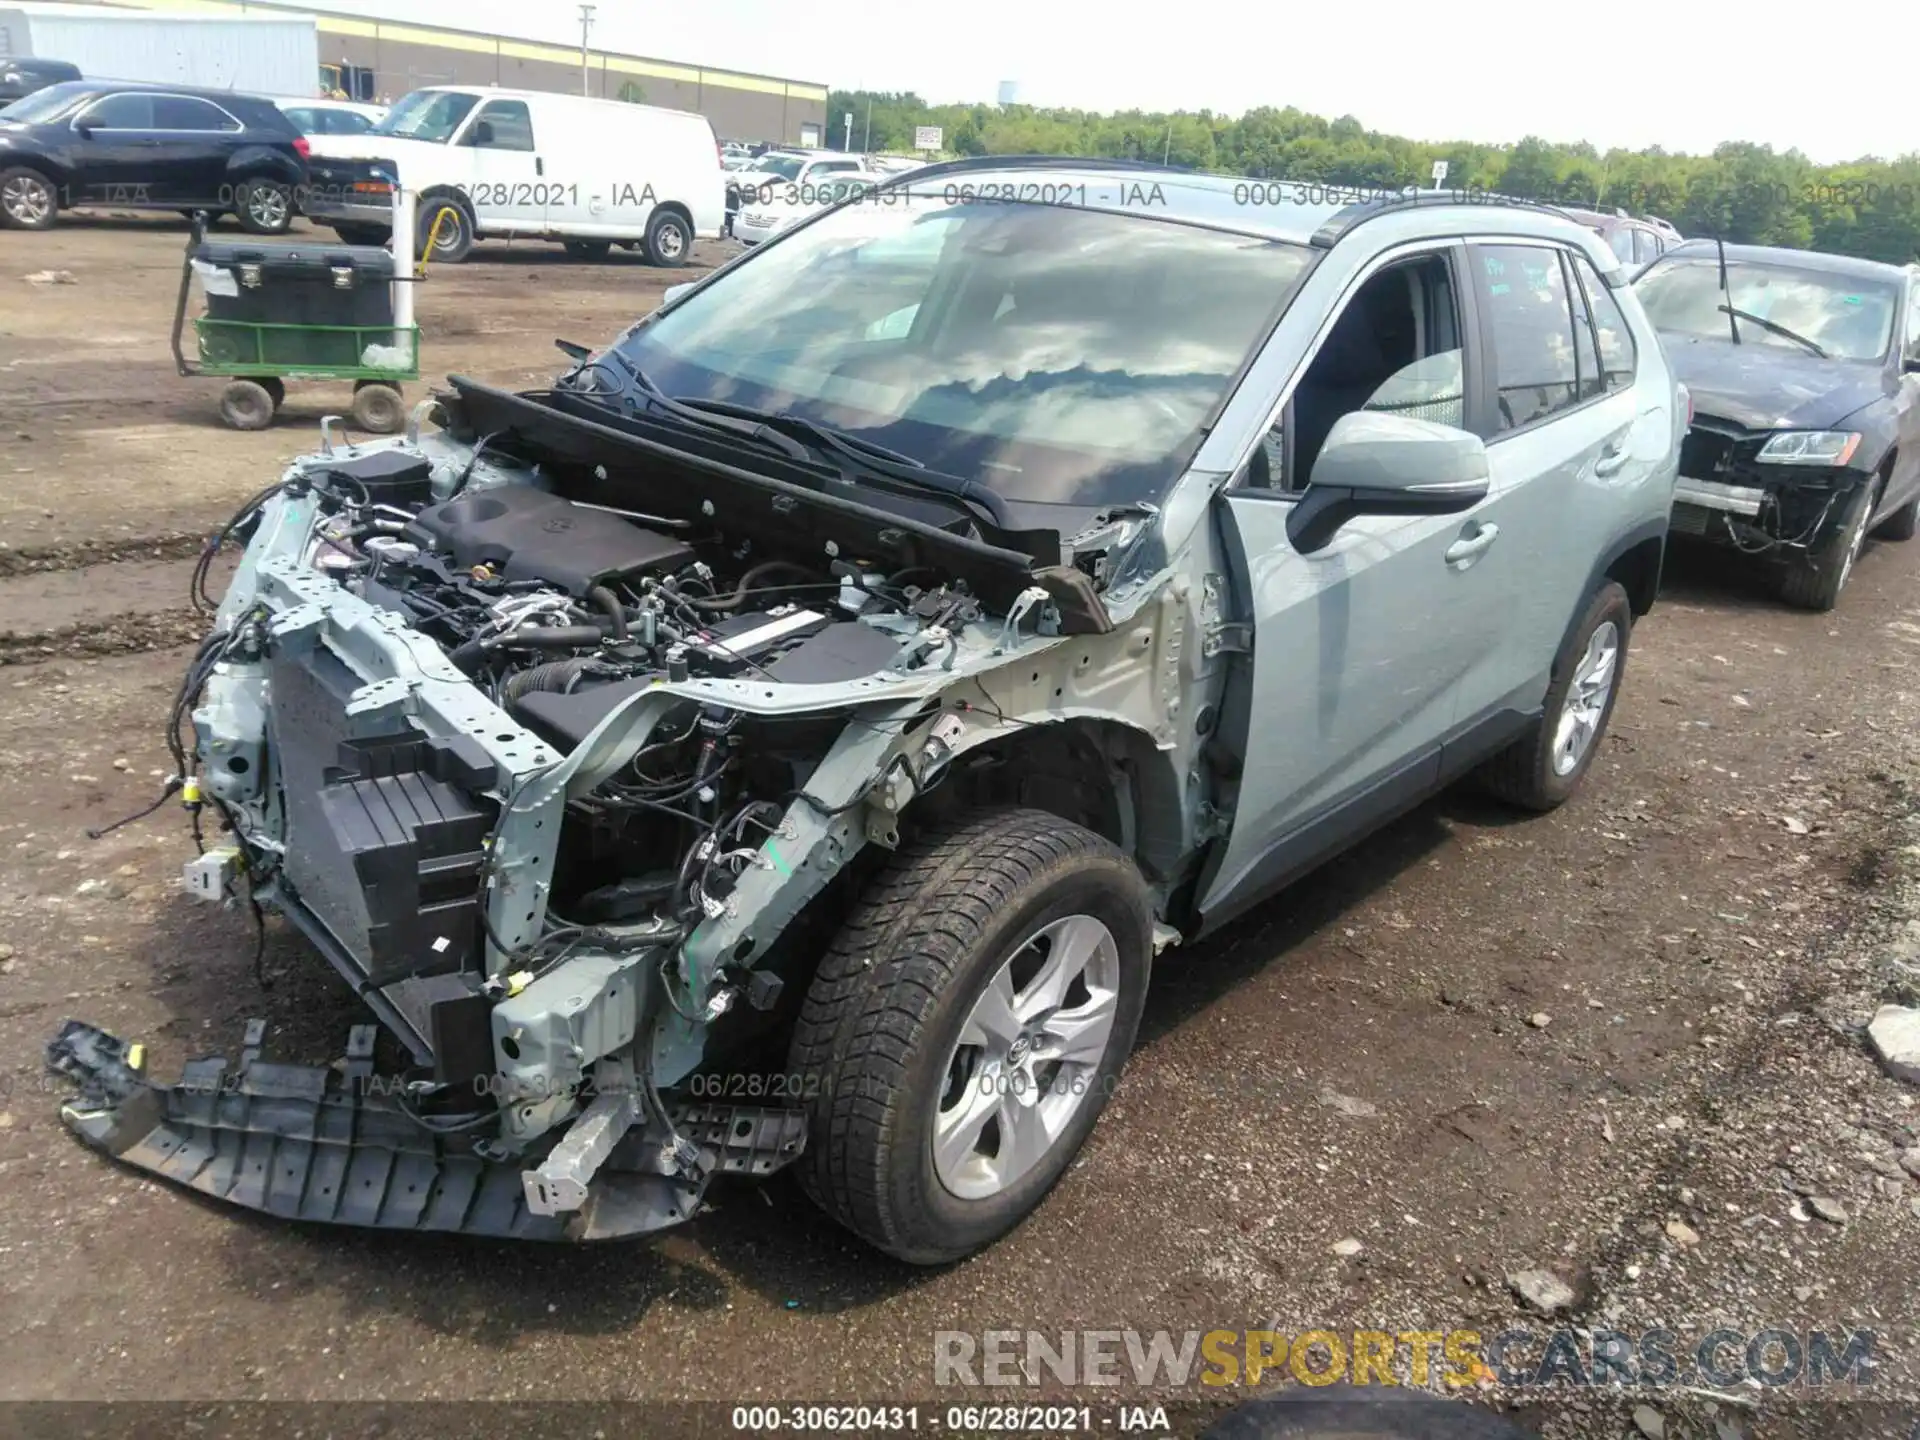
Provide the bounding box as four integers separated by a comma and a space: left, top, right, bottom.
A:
280, 106, 315, 133
326, 110, 373, 135
79, 93, 155, 129
1476, 243, 1581, 431
1569, 252, 1637, 391
1631, 228, 1661, 265
153, 96, 239, 132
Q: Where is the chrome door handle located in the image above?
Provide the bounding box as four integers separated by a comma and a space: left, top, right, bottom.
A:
1445, 523, 1500, 565
1594, 442, 1631, 476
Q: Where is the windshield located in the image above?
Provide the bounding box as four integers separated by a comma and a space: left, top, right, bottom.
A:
611, 191, 1315, 510
754, 154, 808, 181
0, 83, 87, 124
369, 89, 478, 143
1635, 257, 1898, 362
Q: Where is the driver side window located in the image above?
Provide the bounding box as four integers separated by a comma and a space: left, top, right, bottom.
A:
1250, 252, 1466, 494
464, 100, 535, 151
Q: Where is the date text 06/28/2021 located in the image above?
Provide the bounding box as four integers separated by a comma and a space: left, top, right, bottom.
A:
728, 1404, 1174, 1433
454, 181, 659, 209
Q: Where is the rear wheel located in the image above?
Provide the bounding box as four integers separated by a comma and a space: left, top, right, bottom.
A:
350, 380, 404, 434
332, 223, 389, 247
563, 239, 612, 261
644, 208, 692, 267
789, 808, 1151, 1265
1874, 485, 1918, 542
1477, 581, 1631, 812
217, 379, 277, 431
0, 167, 57, 230
1777, 480, 1873, 611
234, 179, 293, 234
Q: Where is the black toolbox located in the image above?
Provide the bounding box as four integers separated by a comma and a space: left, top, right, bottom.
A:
193, 238, 396, 329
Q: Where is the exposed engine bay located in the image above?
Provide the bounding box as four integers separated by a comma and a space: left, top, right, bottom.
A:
48, 377, 1214, 1242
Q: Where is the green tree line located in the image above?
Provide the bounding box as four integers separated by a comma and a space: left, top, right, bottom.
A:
826, 91, 1920, 266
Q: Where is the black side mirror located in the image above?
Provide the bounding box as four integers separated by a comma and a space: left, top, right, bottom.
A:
73, 121, 94, 139
468, 119, 494, 147
1904, 354, 1920, 375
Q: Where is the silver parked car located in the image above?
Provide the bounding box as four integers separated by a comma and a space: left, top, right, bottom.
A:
53, 161, 1684, 1265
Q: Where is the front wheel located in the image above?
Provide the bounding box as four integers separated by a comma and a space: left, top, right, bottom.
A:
789, 808, 1151, 1264
416, 197, 474, 263
234, 179, 293, 234
1477, 580, 1632, 812
644, 208, 692, 267
1777, 480, 1873, 611
217, 379, 277, 431
0, 167, 57, 230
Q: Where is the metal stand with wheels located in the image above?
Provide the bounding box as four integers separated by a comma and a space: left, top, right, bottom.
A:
172, 180, 422, 433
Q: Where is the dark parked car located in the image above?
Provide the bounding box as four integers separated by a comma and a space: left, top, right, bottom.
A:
1636, 239, 1920, 609
0, 57, 82, 104
0, 80, 309, 233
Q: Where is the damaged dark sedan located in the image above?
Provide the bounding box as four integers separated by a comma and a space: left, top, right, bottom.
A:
1636, 240, 1920, 609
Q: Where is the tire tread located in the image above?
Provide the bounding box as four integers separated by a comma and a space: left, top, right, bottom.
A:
789, 808, 1137, 1259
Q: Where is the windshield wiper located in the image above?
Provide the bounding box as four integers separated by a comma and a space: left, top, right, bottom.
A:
1716, 306, 1827, 359
665, 397, 1011, 527
552, 341, 811, 462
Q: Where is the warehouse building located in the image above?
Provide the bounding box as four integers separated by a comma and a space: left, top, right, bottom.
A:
64, 0, 830, 144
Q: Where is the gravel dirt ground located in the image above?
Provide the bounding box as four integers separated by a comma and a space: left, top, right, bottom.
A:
1, 216, 1918, 1440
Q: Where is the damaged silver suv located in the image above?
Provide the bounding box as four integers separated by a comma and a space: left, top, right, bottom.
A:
52, 161, 1683, 1264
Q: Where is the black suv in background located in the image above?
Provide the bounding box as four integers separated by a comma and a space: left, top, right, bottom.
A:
0, 80, 309, 233
0, 57, 82, 104
1636, 240, 1920, 610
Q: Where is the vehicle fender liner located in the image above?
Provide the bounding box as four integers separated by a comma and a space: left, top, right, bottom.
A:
45, 1018, 807, 1242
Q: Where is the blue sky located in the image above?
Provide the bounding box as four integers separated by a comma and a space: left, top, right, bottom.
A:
313, 0, 1912, 164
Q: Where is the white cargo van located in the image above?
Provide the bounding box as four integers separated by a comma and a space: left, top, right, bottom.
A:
301, 86, 725, 265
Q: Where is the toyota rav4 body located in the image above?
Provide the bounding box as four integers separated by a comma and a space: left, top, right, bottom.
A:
53, 162, 1683, 1263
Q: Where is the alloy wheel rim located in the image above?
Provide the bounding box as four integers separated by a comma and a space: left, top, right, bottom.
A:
3, 175, 52, 224
1551, 620, 1619, 776
933, 913, 1120, 1200
249, 185, 288, 228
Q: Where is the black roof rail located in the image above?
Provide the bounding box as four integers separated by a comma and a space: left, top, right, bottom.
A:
883, 153, 1197, 187
1308, 189, 1586, 248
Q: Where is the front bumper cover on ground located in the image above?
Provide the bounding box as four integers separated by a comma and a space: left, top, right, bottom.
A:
46, 1018, 806, 1241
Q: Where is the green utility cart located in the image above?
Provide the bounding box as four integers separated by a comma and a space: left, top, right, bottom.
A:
171, 214, 420, 434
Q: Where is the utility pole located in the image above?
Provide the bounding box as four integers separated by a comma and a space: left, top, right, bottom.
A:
863, 96, 872, 152
577, 4, 596, 97
843, 111, 853, 152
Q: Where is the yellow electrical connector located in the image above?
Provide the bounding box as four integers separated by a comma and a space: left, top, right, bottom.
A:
181, 777, 202, 806
126, 1043, 146, 1072
507, 970, 534, 997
